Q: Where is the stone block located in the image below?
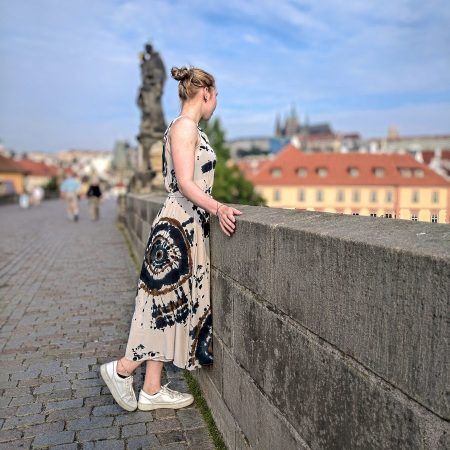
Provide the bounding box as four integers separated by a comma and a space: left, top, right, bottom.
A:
210, 207, 274, 303
211, 269, 233, 349
222, 346, 308, 450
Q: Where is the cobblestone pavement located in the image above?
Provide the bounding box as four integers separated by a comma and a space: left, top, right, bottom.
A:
0, 198, 215, 449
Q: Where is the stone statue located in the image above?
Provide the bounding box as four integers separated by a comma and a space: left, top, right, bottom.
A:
136, 43, 167, 170
129, 42, 167, 194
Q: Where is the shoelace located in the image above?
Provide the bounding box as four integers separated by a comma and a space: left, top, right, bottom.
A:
161, 382, 184, 399
123, 376, 135, 400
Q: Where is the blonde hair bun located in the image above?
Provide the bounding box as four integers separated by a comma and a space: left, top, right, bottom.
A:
171, 66, 191, 81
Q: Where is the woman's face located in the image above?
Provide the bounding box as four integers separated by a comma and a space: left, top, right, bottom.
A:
203, 85, 218, 119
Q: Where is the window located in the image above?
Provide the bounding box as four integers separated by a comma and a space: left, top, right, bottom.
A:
336, 190, 345, 202
316, 190, 323, 202
414, 168, 424, 177
352, 212, 359, 215
273, 189, 281, 201
271, 168, 282, 177
431, 214, 438, 223
385, 213, 393, 218
386, 191, 393, 203
432, 191, 439, 203
316, 167, 328, 177
411, 214, 418, 221
370, 191, 377, 203
412, 191, 419, 203
296, 167, 307, 177
298, 189, 305, 201
348, 166, 359, 176
352, 190, 360, 202
370, 213, 377, 217
373, 167, 385, 177
399, 168, 412, 177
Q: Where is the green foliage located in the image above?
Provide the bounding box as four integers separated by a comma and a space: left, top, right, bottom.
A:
200, 117, 266, 206
44, 175, 59, 192
183, 370, 228, 449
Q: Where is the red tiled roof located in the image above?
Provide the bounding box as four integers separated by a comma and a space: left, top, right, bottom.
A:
234, 159, 272, 178
243, 144, 450, 187
16, 159, 58, 177
0, 154, 29, 174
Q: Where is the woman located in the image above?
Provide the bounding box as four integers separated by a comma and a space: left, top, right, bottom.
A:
100, 66, 242, 411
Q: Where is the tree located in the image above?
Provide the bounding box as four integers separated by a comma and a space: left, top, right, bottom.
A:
44, 176, 59, 192
200, 117, 266, 206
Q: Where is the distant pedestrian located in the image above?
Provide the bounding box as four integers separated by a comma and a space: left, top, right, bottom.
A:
60, 174, 81, 221
86, 176, 102, 221
31, 185, 44, 206
19, 190, 30, 209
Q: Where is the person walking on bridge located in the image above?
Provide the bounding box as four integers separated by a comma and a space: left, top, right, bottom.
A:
100, 65, 242, 411
59, 174, 81, 222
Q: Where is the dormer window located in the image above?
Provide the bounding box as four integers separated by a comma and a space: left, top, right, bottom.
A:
414, 168, 424, 177
373, 167, 385, 177
348, 166, 359, 176
316, 167, 328, 177
399, 168, 412, 177
271, 167, 282, 177
296, 167, 308, 177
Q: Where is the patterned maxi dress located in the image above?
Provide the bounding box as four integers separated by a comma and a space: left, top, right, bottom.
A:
124, 115, 216, 370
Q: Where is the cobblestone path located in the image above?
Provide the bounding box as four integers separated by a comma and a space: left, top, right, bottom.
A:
0, 197, 215, 449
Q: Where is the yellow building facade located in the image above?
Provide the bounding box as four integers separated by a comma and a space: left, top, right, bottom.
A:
256, 185, 448, 223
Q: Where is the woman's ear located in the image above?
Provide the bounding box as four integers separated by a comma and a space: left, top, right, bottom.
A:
203, 86, 209, 101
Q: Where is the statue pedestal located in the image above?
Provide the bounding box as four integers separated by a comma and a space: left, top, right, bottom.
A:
127, 171, 156, 194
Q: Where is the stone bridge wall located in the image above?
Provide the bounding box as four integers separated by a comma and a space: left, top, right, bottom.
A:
120, 193, 449, 450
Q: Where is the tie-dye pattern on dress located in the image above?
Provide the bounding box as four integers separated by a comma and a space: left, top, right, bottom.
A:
124, 115, 216, 370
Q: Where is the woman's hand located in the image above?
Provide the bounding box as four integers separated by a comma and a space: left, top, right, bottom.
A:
217, 204, 242, 236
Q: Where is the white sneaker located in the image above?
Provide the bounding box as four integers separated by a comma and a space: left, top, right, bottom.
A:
100, 360, 137, 411
138, 382, 194, 411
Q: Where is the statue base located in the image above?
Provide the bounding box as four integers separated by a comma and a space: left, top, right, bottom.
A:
127, 171, 156, 194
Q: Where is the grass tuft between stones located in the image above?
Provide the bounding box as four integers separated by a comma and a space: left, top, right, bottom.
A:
117, 221, 227, 450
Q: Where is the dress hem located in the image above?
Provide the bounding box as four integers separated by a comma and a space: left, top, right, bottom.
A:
123, 354, 211, 371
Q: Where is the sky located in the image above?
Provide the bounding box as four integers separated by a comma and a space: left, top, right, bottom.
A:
0, 0, 449, 153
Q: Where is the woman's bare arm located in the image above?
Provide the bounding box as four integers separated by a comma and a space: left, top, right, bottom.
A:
170, 118, 220, 215
170, 117, 243, 235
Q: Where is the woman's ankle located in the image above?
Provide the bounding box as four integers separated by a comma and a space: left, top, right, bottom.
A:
116, 358, 136, 376
143, 384, 161, 395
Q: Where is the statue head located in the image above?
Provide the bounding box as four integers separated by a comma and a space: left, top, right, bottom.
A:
145, 43, 153, 55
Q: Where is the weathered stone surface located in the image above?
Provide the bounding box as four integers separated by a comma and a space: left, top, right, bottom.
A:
211, 207, 449, 415
233, 287, 448, 449
222, 347, 308, 450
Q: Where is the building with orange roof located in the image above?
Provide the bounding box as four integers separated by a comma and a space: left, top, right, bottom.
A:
0, 154, 29, 194
238, 144, 450, 224
15, 158, 59, 191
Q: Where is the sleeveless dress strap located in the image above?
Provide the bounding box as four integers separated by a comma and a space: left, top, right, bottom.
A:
172, 115, 200, 128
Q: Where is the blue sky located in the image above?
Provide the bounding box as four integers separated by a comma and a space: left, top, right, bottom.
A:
1, 0, 449, 152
